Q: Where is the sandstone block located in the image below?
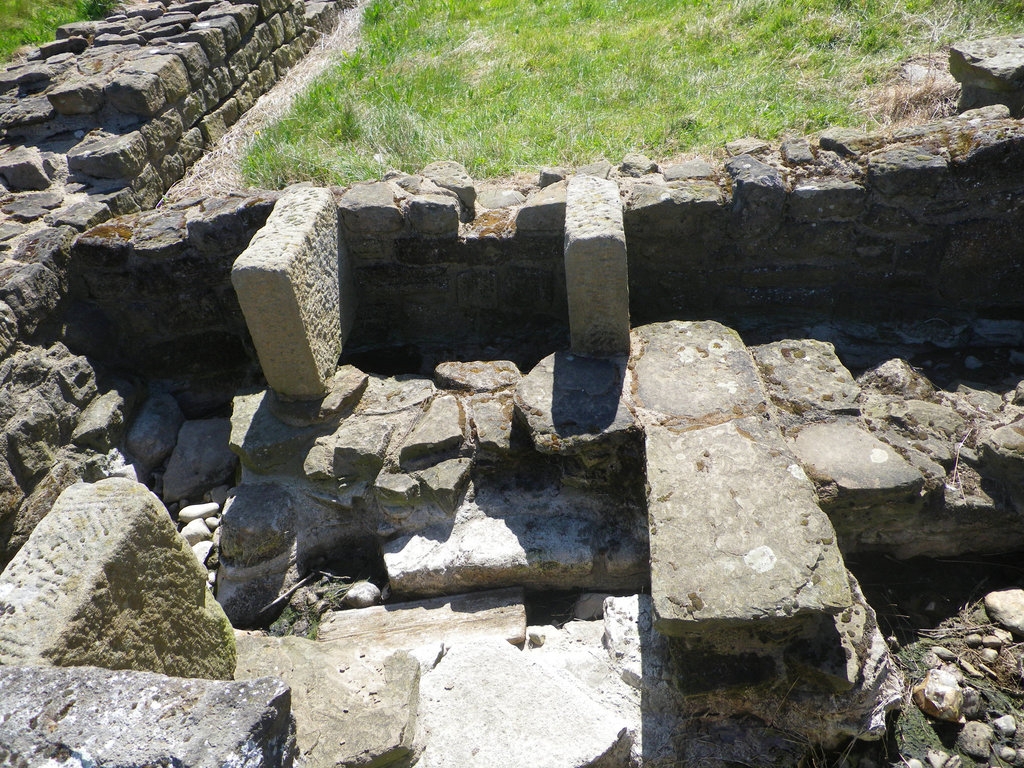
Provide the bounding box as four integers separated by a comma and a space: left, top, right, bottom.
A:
788, 178, 867, 221
725, 154, 785, 231
867, 146, 948, 197
235, 634, 419, 768
0, 665, 294, 767
0, 478, 236, 679
67, 130, 148, 179
415, 640, 631, 768
515, 180, 566, 233
398, 394, 464, 469
406, 192, 460, 236
564, 174, 630, 357
163, 418, 236, 502
232, 187, 344, 400
47, 76, 105, 114
0, 147, 51, 190
751, 338, 861, 418
435, 360, 520, 392
421, 160, 476, 213
338, 181, 404, 233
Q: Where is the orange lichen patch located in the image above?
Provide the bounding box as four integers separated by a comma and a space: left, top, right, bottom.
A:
466, 208, 514, 239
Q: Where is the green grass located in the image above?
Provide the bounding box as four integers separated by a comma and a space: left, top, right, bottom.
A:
0, 0, 115, 61
244, 0, 1024, 186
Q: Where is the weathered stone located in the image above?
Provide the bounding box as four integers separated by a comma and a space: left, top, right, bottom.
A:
126, 391, 185, 471
912, 667, 965, 723
0, 147, 50, 191
950, 36, 1024, 113
435, 360, 520, 392
421, 160, 475, 213
343, 580, 381, 608
318, 587, 527, 651
415, 640, 631, 768
163, 418, 236, 502
406, 192, 460, 236
858, 358, 936, 400
0, 665, 295, 768
106, 68, 166, 117
725, 154, 785, 232
790, 422, 924, 510
268, 365, 368, 427
384, 476, 646, 597
789, 178, 866, 221
232, 187, 344, 400
67, 130, 147, 179
645, 417, 851, 638
662, 158, 716, 180
781, 137, 816, 165
979, 418, 1024, 485
564, 174, 630, 357
867, 146, 948, 197
579, 159, 612, 179
477, 188, 525, 209
515, 180, 566, 233
71, 388, 126, 451
304, 412, 392, 482
398, 394, 464, 469
338, 181, 404, 233
539, 166, 565, 186
985, 589, 1024, 636
47, 76, 105, 114
49, 199, 110, 230
418, 456, 472, 512
632, 320, 766, 428
231, 389, 323, 474
818, 127, 886, 156
514, 352, 637, 454
752, 338, 860, 418
618, 152, 657, 177
235, 634, 419, 768
0, 95, 55, 129
0, 478, 235, 679
469, 393, 514, 455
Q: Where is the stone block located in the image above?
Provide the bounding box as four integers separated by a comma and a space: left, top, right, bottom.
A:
725, 154, 785, 232
788, 178, 866, 221
867, 146, 948, 197
0, 147, 50, 191
406, 192, 460, 236
563, 174, 630, 357
106, 69, 167, 117
0, 666, 295, 767
235, 635, 418, 768
67, 130, 148, 179
0, 95, 55, 130
0, 478, 236, 679
435, 360, 520, 392
232, 187, 343, 400
163, 418, 237, 502
515, 180, 566, 234
338, 181, 404, 233
421, 160, 476, 214
751, 338, 861, 419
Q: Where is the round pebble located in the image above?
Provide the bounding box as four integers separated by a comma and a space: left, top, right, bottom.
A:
932, 646, 956, 661
178, 501, 219, 523
966, 633, 984, 648
997, 745, 1016, 762
207, 515, 220, 530
982, 635, 1004, 649
191, 540, 213, 566
528, 629, 546, 647
343, 581, 382, 608
993, 714, 1017, 737
906, 759, 924, 768
180, 517, 212, 545
980, 648, 999, 663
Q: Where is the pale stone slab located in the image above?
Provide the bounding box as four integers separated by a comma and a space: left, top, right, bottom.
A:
414, 640, 631, 768
0, 665, 295, 768
632, 320, 767, 428
317, 587, 527, 650
564, 175, 630, 357
232, 187, 344, 400
645, 418, 851, 637
751, 339, 861, 418
0, 477, 235, 679
235, 633, 419, 768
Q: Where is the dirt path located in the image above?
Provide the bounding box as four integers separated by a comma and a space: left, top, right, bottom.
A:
164, 0, 369, 203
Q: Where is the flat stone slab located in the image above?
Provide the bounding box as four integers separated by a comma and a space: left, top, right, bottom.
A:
0, 477, 235, 679
645, 416, 851, 637
384, 477, 646, 597
632, 320, 767, 428
751, 339, 861, 418
317, 587, 526, 650
514, 352, 637, 454
951, 36, 1024, 91
564, 174, 630, 357
790, 422, 924, 505
232, 187, 343, 400
0, 665, 295, 767
415, 640, 631, 768
235, 633, 419, 768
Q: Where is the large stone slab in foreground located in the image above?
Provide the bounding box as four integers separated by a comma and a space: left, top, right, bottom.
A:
0, 477, 235, 679
415, 640, 631, 768
564, 175, 630, 357
235, 633, 419, 768
0, 665, 295, 768
232, 187, 345, 400
646, 418, 851, 637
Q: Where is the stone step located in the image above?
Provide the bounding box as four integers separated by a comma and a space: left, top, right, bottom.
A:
317, 587, 527, 652
632, 321, 852, 642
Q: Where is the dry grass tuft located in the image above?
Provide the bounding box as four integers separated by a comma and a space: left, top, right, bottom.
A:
866, 54, 960, 131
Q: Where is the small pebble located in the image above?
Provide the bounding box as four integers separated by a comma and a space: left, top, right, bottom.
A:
966, 633, 984, 648
208, 485, 231, 506
906, 760, 924, 768
207, 569, 216, 585
178, 501, 219, 523
932, 646, 956, 661
993, 714, 1017, 737
997, 745, 1016, 762
343, 581, 382, 608
992, 628, 1013, 645
180, 517, 212, 545
982, 634, 1004, 649
528, 629, 546, 647
207, 515, 220, 530
191, 540, 213, 566
926, 750, 949, 768
980, 647, 999, 663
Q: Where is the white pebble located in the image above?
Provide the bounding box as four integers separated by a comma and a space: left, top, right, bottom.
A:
180, 517, 212, 545
178, 502, 220, 523
527, 629, 546, 647
191, 540, 213, 566
343, 581, 382, 608
993, 714, 1017, 737
207, 515, 220, 530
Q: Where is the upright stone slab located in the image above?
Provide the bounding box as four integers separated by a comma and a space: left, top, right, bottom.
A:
632, 321, 851, 642
0, 477, 236, 680
232, 187, 344, 400
564, 175, 630, 357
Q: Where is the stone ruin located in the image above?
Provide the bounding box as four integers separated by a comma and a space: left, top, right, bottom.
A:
2, 4, 1024, 767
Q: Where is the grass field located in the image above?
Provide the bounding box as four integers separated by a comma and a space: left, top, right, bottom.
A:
243, 0, 1024, 186
0, 0, 114, 61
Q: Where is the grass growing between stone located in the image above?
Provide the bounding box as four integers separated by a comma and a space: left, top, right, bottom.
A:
243, 0, 1024, 186
0, 0, 114, 61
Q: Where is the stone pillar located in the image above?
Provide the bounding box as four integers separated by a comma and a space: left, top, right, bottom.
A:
232, 187, 344, 400
563, 175, 630, 357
